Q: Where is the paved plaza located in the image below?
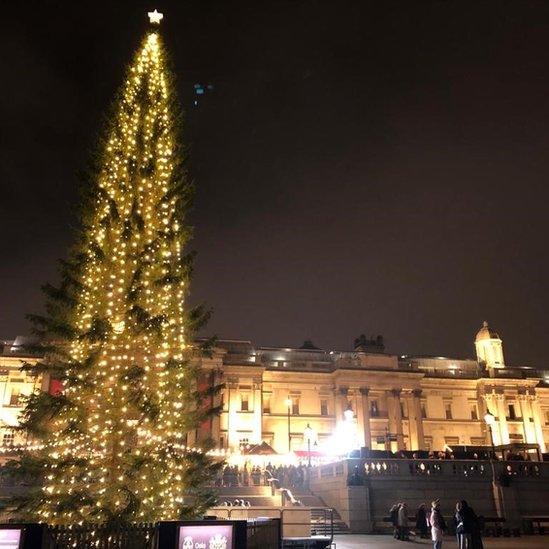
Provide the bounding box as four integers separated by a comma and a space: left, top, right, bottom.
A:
332, 534, 548, 548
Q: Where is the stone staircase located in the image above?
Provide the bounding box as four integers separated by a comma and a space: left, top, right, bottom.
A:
291, 491, 349, 534
212, 485, 349, 535
214, 485, 282, 507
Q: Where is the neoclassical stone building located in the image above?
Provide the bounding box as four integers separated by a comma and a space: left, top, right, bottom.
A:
1, 322, 548, 456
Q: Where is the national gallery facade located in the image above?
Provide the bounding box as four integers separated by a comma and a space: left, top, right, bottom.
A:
1, 322, 548, 457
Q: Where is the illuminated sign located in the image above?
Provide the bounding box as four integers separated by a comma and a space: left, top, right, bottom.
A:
0, 529, 22, 549
178, 524, 233, 549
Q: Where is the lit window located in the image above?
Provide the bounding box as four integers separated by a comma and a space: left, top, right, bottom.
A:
370, 400, 379, 417
9, 386, 22, 407
470, 404, 478, 420
292, 396, 300, 415
320, 399, 328, 416
2, 432, 14, 447
263, 394, 271, 414
445, 402, 453, 420
241, 394, 249, 412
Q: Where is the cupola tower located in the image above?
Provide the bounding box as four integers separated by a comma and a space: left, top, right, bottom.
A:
475, 320, 505, 369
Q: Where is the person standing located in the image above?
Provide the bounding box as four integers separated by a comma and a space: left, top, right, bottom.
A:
416, 503, 429, 538
455, 501, 472, 549
462, 500, 483, 549
389, 503, 400, 539
430, 500, 447, 549
398, 502, 409, 540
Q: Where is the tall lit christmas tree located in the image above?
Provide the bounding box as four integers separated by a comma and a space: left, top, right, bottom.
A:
12, 10, 221, 524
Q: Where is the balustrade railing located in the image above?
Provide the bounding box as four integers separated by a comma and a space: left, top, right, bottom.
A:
311, 458, 549, 484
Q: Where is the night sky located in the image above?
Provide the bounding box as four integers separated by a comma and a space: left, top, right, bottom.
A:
2, 1, 549, 366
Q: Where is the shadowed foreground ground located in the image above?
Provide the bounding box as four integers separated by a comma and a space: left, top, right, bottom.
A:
332, 534, 548, 548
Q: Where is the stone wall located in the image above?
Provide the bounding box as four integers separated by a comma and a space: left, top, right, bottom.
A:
309, 458, 549, 533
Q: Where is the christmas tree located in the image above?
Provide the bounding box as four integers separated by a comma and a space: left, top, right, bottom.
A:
11, 12, 221, 525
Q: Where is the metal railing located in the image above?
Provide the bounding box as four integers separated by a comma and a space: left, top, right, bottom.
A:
210, 505, 333, 540
44, 523, 155, 549
247, 518, 282, 549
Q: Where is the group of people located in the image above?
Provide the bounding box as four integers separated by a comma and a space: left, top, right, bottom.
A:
389, 499, 483, 548
219, 499, 252, 507
214, 463, 308, 489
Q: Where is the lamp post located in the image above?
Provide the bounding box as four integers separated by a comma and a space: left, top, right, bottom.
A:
304, 423, 314, 467
344, 406, 355, 455
344, 407, 354, 423
285, 397, 292, 453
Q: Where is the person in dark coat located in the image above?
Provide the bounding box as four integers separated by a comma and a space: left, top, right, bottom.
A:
416, 503, 429, 538
455, 500, 483, 549
464, 500, 484, 549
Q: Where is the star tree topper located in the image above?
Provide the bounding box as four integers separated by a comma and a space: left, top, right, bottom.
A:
148, 9, 164, 24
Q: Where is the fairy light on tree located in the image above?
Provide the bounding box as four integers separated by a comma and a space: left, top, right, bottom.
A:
10, 10, 222, 525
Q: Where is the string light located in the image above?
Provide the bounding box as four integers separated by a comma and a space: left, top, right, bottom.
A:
28, 23, 211, 525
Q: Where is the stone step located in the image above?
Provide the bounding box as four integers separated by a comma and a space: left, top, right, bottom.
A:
214, 485, 273, 496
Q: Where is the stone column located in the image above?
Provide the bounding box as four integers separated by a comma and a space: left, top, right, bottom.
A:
360, 388, 372, 449
337, 387, 349, 421
530, 395, 547, 453
495, 394, 510, 445
252, 378, 262, 444
226, 379, 238, 449
483, 392, 501, 445
409, 389, 425, 450
517, 393, 536, 444
387, 389, 404, 451
478, 392, 492, 446
210, 369, 222, 445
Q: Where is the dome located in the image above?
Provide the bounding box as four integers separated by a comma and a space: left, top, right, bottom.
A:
475, 321, 500, 342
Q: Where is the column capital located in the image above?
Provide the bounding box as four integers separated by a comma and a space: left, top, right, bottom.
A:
412, 388, 423, 398
227, 377, 239, 389
390, 388, 402, 397
338, 387, 349, 396
359, 387, 370, 396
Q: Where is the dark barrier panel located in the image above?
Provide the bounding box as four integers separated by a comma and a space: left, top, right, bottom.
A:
0, 524, 46, 549
157, 520, 247, 549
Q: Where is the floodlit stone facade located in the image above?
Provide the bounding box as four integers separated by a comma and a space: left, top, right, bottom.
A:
1, 322, 548, 456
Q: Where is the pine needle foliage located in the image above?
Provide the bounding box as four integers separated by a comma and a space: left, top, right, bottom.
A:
9, 27, 222, 525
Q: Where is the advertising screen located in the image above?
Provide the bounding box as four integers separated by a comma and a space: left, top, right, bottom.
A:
178, 523, 233, 549
0, 529, 22, 549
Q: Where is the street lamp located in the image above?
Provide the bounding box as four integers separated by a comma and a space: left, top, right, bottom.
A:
344, 407, 354, 422
304, 423, 314, 467
285, 397, 292, 453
